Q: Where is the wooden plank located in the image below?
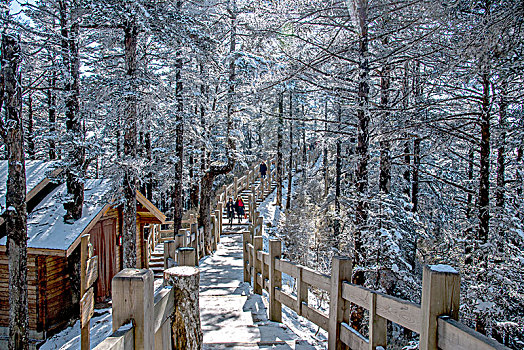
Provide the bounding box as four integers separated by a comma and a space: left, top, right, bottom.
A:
275, 288, 298, 313
80, 288, 94, 328
84, 256, 98, 291
262, 252, 269, 266
275, 259, 299, 278
93, 325, 134, 350
437, 317, 510, 350
339, 322, 368, 350
341, 281, 371, 309
375, 292, 421, 333
302, 266, 330, 292
153, 288, 174, 334
302, 304, 329, 331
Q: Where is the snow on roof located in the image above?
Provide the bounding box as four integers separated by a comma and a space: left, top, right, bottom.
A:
0, 160, 59, 212
0, 179, 114, 252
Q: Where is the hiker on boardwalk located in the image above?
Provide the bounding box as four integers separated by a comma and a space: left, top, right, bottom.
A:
260, 161, 267, 179
235, 196, 245, 223
226, 197, 235, 227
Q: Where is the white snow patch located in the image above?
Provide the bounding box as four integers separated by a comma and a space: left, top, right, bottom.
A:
40, 308, 113, 350
428, 264, 457, 274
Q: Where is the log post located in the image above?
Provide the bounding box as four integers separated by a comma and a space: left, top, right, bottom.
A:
164, 267, 202, 350
369, 292, 387, 349
164, 240, 176, 269
420, 265, 460, 350
296, 266, 307, 316
243, 230, 251, 283
328, 256, 352, 350
112, 269, 154, 349
268, 239, 282, 322
234, 176, 238, 198
253, 236, 263, 295
178, 247, 197, 266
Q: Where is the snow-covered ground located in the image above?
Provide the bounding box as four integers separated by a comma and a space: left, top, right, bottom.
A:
40, 308, 113, 349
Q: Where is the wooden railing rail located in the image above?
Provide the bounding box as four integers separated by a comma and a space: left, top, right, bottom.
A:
243, 224, 511, 350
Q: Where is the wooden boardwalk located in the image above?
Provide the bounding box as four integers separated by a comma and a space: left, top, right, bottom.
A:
199, 234, 316, 349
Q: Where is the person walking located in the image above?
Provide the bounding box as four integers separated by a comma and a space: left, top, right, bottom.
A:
235, 196, 245, 223
226, 197, 235, 227
260, 161, 267, 179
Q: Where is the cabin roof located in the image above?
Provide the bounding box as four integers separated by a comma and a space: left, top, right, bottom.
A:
0, 160, 60, 214
0, 179, 113, 255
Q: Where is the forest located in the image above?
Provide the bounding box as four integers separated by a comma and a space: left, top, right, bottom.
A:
0, 0, 523, 349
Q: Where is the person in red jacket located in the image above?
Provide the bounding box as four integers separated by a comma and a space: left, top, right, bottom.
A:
235, 196, 245, 223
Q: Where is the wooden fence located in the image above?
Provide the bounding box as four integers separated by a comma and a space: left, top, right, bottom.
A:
93, 266, 201, 350
243, 219, 511, 350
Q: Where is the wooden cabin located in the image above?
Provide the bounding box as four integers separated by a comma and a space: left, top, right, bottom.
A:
0, 179, 165, 342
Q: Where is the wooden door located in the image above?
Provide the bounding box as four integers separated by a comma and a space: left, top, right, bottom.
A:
90, 218, 117, 302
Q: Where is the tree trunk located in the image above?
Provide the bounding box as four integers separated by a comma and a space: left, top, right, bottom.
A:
199, 0, 237, 254
354, 0, 370, 268
412, 138, 420, 213
122, 16, 139, 268
301, 106, 306, 183
379, 63, 391, 194
286, 92, 293, 210
478, 72, 491, 244
145, 131, 153, 201
351, 0, 370, 331
323, 100, 329, 197
3, 32, 29, 350
333, 103, 342, 244
496, 79, 507, 209
173, 2, 184, 234
26, 93, 35, 160
47, 72, 57, 160
60, 0, 84, 222
164, 267, 202, 350
276, 92, 283, 206
465, 148, 475, 264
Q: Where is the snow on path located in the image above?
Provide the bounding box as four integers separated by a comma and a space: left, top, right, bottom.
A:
199, 233, 321, 349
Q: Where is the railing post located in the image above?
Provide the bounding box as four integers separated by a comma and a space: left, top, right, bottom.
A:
178, 247, 197, 266
234, 176, 238, 198
243, 229, 251, 283
253, 236, 263, 295
328, 256, 352, 350
112, 269, 154, 349
214, 209, 221, 242
420, 265, 460, 350
164, 240, 176, 269
268, 239, 282, 322
369, 292, 387, 349
217, 202, 223, 237
164, 267, 202, 350
296, 266, 307, 316
175, 231, 185, 249
210, 214, 217, 251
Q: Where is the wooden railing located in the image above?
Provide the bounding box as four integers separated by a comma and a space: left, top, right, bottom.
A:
94, 267, 201, 350
243, 225, 511, 350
